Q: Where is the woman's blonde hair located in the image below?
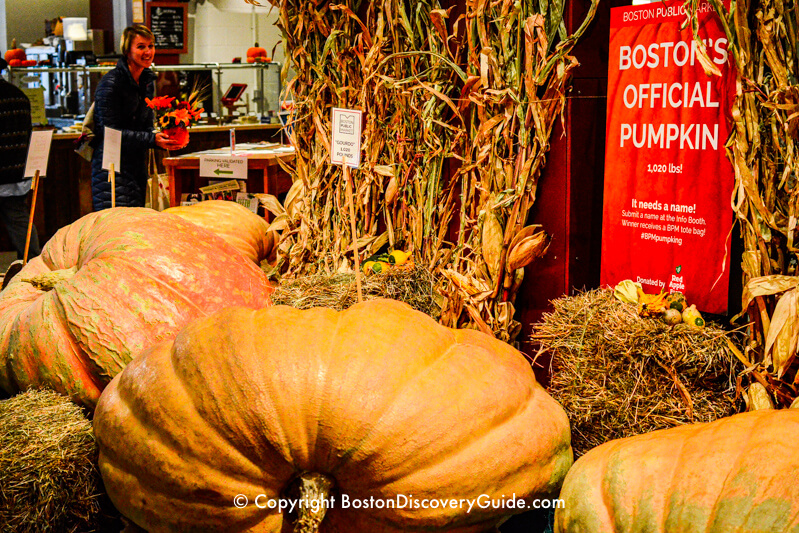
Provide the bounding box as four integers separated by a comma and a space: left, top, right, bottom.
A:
120, 25, 155, 57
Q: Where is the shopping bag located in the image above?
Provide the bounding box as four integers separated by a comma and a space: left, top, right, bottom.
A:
73, 103, 95, 162
145, 150, 171, 211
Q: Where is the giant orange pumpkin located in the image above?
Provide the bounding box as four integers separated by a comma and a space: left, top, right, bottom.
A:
94, 299, 573, 532
554, 409, 799, 533
0, 208, 272, 409
165, 199, 273, 264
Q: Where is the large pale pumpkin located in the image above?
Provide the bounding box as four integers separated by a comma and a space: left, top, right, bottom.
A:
0, 208, 272, 409
554, 409, 799, 533
94, 299, 573, 533
165, 200, 274, 264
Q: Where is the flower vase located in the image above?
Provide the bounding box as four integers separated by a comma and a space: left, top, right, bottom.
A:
163, 126, 189, 147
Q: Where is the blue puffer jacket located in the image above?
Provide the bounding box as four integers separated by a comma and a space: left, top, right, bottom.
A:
90, 58, 157, 210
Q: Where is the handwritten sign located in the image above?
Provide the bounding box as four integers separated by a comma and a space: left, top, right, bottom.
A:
24, 130, 54, 178
199, 155, 247, 180
102, 127, 122, 171
147, 2, 188, 54
330, 108, 362, 167
21, 88, 46, 125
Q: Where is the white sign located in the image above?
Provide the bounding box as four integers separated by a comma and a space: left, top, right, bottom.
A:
21, 88, 46, 125
330, 107, 362, 167
199, 155, 248, 180
24, 130, 54, 178
102, 127, 122, 171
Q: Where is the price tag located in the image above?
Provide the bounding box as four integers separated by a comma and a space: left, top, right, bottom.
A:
102, 127, 122, 171
199, 155, 247, 180
330, 108, 362, 168
24, 130, 54, 178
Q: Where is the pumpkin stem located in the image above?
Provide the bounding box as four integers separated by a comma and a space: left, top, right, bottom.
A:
288, 471, 334, 533
21, 267, 77, 291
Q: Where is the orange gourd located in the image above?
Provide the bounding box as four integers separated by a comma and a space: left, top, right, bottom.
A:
247, 42, 269, 63
0, 208, 272, 409
555, 409, 799, 532
94, 299, 574, 532
4, 39, 26, 63
165, 199, 274, 264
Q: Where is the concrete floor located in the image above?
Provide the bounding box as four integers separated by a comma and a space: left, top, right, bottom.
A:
0, 251, 16, 273
0, 251, 16, 285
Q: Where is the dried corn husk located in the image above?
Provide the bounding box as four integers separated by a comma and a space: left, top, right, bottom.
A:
481, 211, 504, 281
263, 0, 599, 342
686, 1, 799, 405
745, 382, 775, 411
506, 230, 549, 271
763, 288, 799, 377
384, 175, 398, 205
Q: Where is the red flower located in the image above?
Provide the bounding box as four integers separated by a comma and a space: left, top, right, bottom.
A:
169, 108, 193, 127
146, 96, 176, 109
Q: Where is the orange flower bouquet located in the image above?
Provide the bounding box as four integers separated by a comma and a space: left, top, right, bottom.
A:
146, 91, 204, 147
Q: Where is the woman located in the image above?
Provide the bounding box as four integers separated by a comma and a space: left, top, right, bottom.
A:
91, 25, 184, 210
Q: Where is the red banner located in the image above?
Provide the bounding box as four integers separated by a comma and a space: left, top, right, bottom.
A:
600, 0, 736, 314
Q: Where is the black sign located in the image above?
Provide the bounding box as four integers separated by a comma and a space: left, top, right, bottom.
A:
147, 2, 188, 54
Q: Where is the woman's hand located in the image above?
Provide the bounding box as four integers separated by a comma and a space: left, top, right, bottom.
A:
155, 131, 188, 151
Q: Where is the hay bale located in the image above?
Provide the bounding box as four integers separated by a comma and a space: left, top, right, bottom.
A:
0, 389, 120, 532
271, 265, 439, 319
532, 289, 743, 458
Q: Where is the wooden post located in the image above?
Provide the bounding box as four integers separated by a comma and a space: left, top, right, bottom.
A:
109, 163, 116, 208
23, 170, 40, 265
344, 164, 363, 303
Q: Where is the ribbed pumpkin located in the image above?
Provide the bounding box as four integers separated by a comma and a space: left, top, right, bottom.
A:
0, 208, 272, 409
4, 39, 26, 63
554, 409, 799, 533
94, 299, 573, 533
247, 42, 269, 63
165, 199, 273, 264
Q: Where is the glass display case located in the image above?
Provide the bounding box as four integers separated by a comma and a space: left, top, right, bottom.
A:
6, 61, 282, 124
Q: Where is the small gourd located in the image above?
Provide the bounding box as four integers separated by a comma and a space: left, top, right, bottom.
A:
665, 291, 686, 312
662, 308, 682, 325
4, 39, 26, 64
681, 304, 704, 329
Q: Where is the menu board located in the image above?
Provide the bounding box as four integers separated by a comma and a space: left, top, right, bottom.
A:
147, 1, 188, 54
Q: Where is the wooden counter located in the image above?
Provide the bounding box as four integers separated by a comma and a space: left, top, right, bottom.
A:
162, 143, 295, 214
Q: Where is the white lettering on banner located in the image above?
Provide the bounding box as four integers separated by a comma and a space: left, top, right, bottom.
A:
619, 37, 728, 70
621, 1, 713, 23
620, 123, 717, 150
622, 82, 720, 109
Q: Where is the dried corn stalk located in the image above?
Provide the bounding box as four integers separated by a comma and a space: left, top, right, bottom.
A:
257, 0, 597, 343
688, 0, 799, 405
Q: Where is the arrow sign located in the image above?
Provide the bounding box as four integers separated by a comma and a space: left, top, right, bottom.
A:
199, 155, 247, 180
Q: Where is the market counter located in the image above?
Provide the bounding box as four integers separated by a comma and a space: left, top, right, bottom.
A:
0, 123, 284, 252
163, 143, 295, 212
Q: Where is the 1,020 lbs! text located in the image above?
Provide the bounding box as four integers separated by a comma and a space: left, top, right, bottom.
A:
647, 163, 683, 174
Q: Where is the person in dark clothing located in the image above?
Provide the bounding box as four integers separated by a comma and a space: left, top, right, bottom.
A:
0, 56, 40, 265
91, 25, 184, 211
